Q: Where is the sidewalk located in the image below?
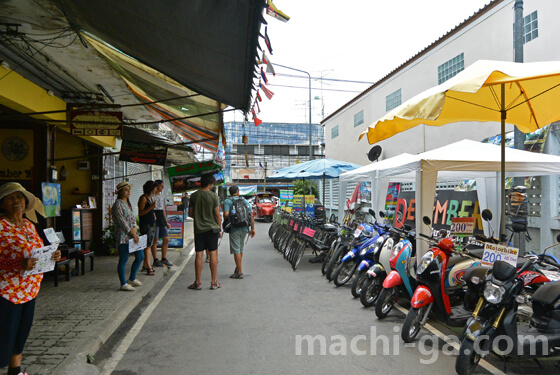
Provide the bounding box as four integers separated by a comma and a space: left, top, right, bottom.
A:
20, 221, 194, 375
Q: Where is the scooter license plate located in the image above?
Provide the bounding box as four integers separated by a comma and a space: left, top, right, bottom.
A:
354, 226, 363, 238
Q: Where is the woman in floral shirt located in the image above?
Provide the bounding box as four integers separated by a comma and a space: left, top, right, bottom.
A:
112, 181, 143, 291
0, 182, 61, 375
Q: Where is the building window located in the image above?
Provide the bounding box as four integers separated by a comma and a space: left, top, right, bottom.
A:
354, 110, 364, 127
386, 89, 401, 112
331, 125, 339, 139
524, 11, 538, 43
438, 53, 464, 84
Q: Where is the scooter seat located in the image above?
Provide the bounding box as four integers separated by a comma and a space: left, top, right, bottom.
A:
532, 280, 560, 307
447, 254, 466, 268
466, 248, 485, 259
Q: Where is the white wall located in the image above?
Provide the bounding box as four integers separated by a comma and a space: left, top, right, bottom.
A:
324, 0, 560, 163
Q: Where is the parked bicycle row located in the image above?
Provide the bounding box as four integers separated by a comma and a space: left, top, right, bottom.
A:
267, 208, 560, 374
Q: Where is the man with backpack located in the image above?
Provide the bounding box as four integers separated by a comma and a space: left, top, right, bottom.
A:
223, 185, 255, 279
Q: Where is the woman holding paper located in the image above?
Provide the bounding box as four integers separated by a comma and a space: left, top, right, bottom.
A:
0, 182, 61, 374
112, 181, 143, 292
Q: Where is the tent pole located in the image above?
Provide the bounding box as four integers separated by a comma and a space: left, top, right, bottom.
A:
500, 83, 507, 242
323, 172, 326, 204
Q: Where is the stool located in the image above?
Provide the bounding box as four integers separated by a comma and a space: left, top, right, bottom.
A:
53, 257, 70, 287
79, 250, 95, 275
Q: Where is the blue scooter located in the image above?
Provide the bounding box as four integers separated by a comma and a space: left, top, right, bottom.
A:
332, 210, 389, 287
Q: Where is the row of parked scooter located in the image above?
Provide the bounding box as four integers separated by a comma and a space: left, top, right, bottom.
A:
269, 208, 560, 374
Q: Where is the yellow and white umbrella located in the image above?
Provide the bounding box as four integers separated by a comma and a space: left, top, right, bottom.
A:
360, 60, 560, 238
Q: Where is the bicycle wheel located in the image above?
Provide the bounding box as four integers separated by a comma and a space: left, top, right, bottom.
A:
292, 241, 306, 270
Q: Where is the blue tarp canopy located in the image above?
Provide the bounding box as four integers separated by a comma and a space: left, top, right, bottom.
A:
268, 158, 362, 180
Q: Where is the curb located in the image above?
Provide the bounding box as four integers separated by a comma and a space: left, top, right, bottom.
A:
55, 238, 194, 375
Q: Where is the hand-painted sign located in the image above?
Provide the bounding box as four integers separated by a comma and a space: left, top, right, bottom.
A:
119, 140, 167, 166
70, 110, 123, 136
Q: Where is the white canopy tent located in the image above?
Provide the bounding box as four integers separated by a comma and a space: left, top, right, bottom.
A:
339, 139, 560, 257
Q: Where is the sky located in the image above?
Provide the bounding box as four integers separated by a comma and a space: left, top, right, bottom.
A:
224, 0, 492, 125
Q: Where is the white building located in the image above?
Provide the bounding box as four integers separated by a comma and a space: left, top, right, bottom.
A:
322, 0, 560, 254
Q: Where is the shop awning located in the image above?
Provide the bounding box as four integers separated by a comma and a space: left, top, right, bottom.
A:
56, 0, 266, 111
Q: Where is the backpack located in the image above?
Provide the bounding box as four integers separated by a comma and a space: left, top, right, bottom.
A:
229, 197, 250, 228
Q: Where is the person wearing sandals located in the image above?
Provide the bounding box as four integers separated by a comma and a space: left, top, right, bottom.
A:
188, 173, 222, 290
112, 182, 143, 291
151, 180, 173, 268
138, 181, 158, 276
223, 185, 255, 279
0, 182, 62, 375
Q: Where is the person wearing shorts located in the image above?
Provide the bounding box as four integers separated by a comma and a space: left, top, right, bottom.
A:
188, 173, 222, 290
223, 185, 255, 279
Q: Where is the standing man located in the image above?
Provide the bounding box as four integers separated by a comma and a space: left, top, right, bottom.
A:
223, 185, 255, 279
188, 173, 222, 290
152, 180, 173, 268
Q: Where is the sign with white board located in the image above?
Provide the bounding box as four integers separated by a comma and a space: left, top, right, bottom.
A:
451, 217, 475, 236
481, 243, 519, 268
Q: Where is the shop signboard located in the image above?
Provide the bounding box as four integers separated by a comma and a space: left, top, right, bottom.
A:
167, 161, 223, 193
305, 195, 315, 217
395, 190, 483, 234
69, 110, 123, 137
293, 195, 304, 213
166, 211, 184, 248
279, 190, 293, 212
119, 140, 167, 166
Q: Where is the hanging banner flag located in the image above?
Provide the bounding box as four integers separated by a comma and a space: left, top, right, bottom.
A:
255, 100, 261, 114
266, 0, 290, 22
260, 67, 269, 85
262, 51, 276, 76
264, 26, 273, 55
214, 133, 226, 170
257, 91, 262, 102
251, 108, 262, 127
260, 83, 275, 100
119, 139, 168, 166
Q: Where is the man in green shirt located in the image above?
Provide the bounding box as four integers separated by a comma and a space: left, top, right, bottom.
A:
188, 173, 222, 290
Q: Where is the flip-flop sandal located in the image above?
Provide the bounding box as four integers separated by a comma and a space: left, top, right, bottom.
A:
230, 273, 238, 278
210, 282, 222, 290
236, 273, 244, 279
146, 268, 155, 276
188, 282, 202, 290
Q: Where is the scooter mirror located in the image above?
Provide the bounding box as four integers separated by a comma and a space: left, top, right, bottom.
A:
556, 234, 560, 243
369, 209, 376, 218
379, 211, 385, 218
422, 216, 432, 226
481, 209, 493, 222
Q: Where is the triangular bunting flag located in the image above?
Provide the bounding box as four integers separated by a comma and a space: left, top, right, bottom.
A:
262, 51, 276, 76
260, 82, 275, 100
266, 0, 290, 22
257, 91, 262, 102
260, 67, 269, 85
264, 26, 273, 55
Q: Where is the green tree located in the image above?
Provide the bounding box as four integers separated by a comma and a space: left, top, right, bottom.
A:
293, 180, 318, 197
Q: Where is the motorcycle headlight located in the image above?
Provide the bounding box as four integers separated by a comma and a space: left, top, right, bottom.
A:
483, 283, 506, 304
390, 242, 403, 262
360, 237, 384, 256
417, 252, 435, 275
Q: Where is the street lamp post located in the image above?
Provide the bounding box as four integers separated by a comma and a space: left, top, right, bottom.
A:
274, 64, 312, 160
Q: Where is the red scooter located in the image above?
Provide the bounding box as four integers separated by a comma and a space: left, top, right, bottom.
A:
401, 216, 483, 343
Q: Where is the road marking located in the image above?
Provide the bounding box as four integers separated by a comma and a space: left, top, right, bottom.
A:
101, 247, 195, 375
395, 305, 506, 375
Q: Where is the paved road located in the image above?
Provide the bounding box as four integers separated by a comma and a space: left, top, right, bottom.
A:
97, 221, 553, 375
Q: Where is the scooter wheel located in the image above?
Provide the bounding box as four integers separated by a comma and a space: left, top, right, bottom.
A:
401, 306, 428, 343
455, 339, 482, 375
375, 287, 398, 319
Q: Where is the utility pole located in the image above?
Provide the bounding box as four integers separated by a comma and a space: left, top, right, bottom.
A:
263, 160, 267, 191
513, 0, 526, 253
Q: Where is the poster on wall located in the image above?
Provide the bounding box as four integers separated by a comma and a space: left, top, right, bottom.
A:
360, 182, 372, 203
41, 182, 61, 217
72, 210, 81, 241
0, 130, 34, 190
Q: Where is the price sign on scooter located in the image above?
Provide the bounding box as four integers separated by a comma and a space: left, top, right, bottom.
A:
354, 225, 363, 238
450, 217, 475, 236
481, 243, 519, 268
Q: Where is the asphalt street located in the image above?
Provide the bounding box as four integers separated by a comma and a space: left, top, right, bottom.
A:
97, 221, 555, 375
